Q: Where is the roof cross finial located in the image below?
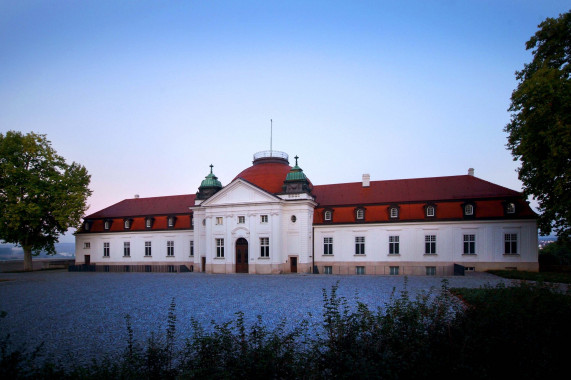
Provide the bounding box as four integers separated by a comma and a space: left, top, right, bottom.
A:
209, 164, 213, 174
294, 155, 299, 166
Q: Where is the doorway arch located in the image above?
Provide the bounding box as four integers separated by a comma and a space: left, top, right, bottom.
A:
235, 238, 249, 273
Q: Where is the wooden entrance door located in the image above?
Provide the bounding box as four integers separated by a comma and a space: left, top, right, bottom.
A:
201, 257, 206, 273
290, 257, 298, 273
235, 238, 249, 273
85, 255, 90, 265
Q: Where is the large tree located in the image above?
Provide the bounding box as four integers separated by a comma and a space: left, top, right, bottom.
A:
505, 11, 571, 238
0, 131, 92, 271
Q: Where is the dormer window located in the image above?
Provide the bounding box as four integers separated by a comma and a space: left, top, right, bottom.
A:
145, 217, 154, 229
389, 206, 399, 219
324, 210, 333, 222
124, 219, 132, 229
425, 205, 436, 218
104, 220, 112, 230
355, 208, 365, 221
465, 204, 474, 216
83, 220, 92, 231
506, 202, 516, 214
190, 215, 194, 229
167, 216, 176, 228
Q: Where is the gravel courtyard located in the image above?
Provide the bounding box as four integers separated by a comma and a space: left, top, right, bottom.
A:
0, 271, 509, 364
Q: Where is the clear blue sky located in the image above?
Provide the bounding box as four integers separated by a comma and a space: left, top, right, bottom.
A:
1, 1, 568, 242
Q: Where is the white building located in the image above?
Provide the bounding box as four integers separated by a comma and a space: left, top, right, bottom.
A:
75, 151, 538, 274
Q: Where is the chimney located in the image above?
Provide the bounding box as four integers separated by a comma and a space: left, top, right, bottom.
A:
468, 168, 474, 176
134, 194, 140, 199
362, 174, 370, 187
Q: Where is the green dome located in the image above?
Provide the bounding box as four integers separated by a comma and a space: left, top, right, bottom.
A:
200, 165, 222, 189
284, 156, 307, 182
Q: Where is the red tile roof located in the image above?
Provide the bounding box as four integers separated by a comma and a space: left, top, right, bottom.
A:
233, 162, 293, 194
312, 175, 522, 206
86, 194, 196, 219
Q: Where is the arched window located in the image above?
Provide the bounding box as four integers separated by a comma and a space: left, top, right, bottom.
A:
356, 209, 364, 220
324, 210, 332, 221
389, 207, 399, 219
506, 203, 516, 214
426, 206, 435, 217
464, 204, 474, 216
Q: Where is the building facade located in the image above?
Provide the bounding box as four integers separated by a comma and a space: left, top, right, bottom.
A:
75, 151, 538, 274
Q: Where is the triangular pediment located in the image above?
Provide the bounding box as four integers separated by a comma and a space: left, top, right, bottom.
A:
200, 179, 281, 207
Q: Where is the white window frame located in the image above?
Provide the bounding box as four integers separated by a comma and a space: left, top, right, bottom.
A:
464, 204, 474, 216
355, 236, 365, 255
104, 220, 110, 230
504, 233, 518, 254
389, 236, 399, 255
390, 207, 398, 219
83, 242, 91, 249
123, 242, 130, 257
324, 237, 333, 255
463, 234, 476, 255
356, 209, 364, 220
145, 241, 152, 257
238, 216, 245, 224
124, 220, 130, 229
426, 206, 435, 217
506, 203, 516, 214
260, 237, 270, 258
260, 215, 268, 223
425, 235, 436, 255
168, 217, 174, 227
146, 218, 152, 228
216, 238, 225, 258
324, 210, 332, 221
167, 241, 174, 256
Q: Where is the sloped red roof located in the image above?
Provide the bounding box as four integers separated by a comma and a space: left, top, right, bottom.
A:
233, 162, 293, 194
312, 175, 521, 206
86, 194, 196, 219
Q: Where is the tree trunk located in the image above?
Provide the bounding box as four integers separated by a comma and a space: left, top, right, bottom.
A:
23, 245, 33, 271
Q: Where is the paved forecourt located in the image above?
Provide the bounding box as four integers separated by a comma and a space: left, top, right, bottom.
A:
0, 271, 509, 364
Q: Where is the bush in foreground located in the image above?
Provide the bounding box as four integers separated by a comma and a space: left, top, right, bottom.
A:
2, 281, 570, 379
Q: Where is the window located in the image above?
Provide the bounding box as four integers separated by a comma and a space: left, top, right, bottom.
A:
167, 241, 174, 256
238, 216, 245, 224
104, 220, 110, 230
291, 215, 297, 223
463, 234, 476, 255
324, 210, 332, 221
390, 266, 399, 275
426, 266, 436, 276
103, 242, 110, 257
168, 216, 174, 227
356, 266, 365, 275
356, 208, 364, 220
190, 241, 194, 257
216, 217, 223, 225
260, 237, 269, 257
426, 206, 435, 217
84, 221, 91, 231
464, 204, 474, 216
124, 219, 131, 229
505, 233, 518, 254
146, 218, 153, 229
355, 236, 365, 255
389, 207, 399, 219
168, 265, 175, 273
323, 237, 333, 255
216, 238, 224, 258
145, 241, 152, 256
83, 242, 91, 249
389, 236, 399, 255
123, 242, 130, 257
324, 266, 333, 274
425, 235, 436, 255
190, 216, 194, 229
506, 202, 516, 214
260, 215, 268, 223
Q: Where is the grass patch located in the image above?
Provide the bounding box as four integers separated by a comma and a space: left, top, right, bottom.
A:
487, 269, 571, 284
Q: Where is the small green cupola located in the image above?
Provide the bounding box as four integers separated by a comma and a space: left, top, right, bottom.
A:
283, 155, 311, 194
196, 164, 223, 200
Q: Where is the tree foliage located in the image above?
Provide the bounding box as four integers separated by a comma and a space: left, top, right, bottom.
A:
505, 11, 571, 238
0, 131, 92, 270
